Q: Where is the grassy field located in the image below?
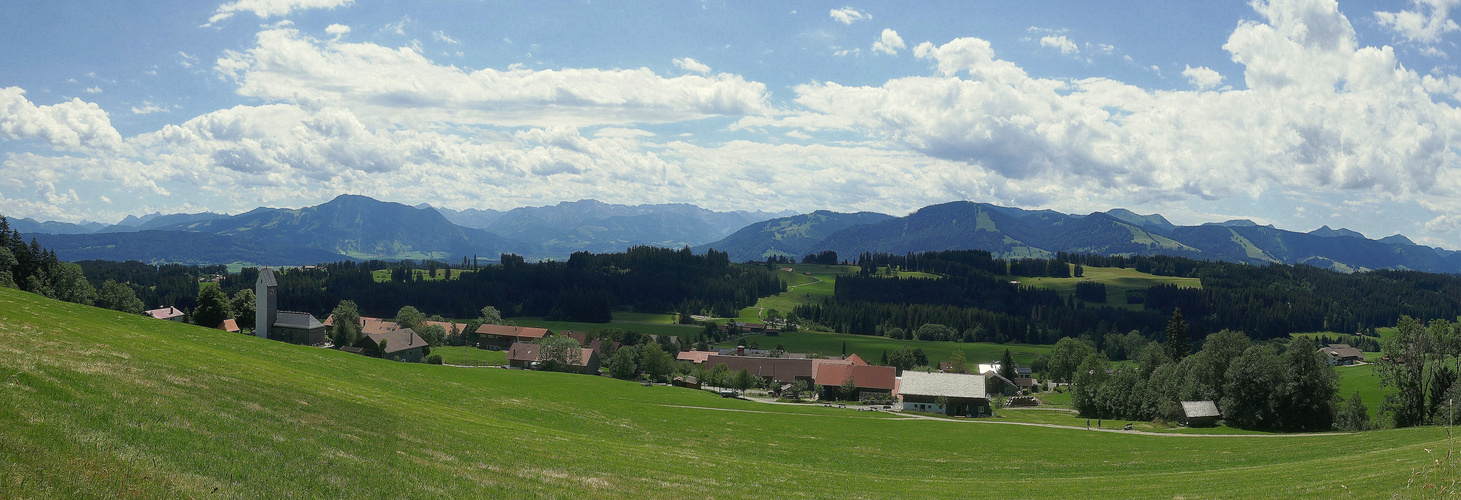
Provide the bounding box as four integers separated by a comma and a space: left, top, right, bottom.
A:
370, 268, 476, 283
5, 287, 1460, 498
720, 330, 1053, 366
510, 316, 701, 338
1015, 266, 1202, 310
429, 346, 508, 366
736, 264, 856, 323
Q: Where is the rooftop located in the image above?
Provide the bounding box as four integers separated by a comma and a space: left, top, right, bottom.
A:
897, 371, 988, 400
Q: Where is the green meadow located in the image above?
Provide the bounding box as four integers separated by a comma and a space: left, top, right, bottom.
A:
1015, 266, 1202, 310
720, 329, 1051, 367
2, 287, 1457, 498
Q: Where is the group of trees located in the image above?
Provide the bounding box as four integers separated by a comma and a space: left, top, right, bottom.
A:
0, 216, 157, 316
1061, 312, 1351, 432
803, 250, 1461, 352
228, 247, 783, 323
1377, 317, 1461, 428
191, 284, 256, 331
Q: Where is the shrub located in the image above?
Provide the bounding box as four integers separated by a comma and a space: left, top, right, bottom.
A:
426, 354, 443, 365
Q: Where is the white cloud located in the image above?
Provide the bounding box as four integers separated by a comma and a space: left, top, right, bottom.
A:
673, 57, 711, 74
829, 7, 871, 25
741, 0, 1461, 213
872, 29, 906, 55
177, 51, 198, 68
1039, 35, 1078, 55
130, 101, 171, 115
1181, 65, 1224, 90
1426, 213, 1461, 232
1375, 0, 1461, 45
0, 87, 123, 152
206, 0, 354, 26
432, 31, 460, 45
384, 15, 410, 36
325, 24, 350, 37
214, 27, 775, 128
84, 86, 102, 94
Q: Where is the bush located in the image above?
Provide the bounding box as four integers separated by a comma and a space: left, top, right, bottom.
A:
426, 354, 443, 365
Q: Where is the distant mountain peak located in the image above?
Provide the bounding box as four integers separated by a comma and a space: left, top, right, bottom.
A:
1309, 225, 1365, 239
1380, 234, 1417, 246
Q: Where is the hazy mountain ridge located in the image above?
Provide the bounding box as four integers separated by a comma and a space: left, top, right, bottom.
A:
786, 201, 1460, 274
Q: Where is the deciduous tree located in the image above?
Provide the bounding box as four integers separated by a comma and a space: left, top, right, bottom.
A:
193, 283, 232, 330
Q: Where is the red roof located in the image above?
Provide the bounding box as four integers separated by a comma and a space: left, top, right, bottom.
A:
706, 355, 813, 382
677, 350, 713, 363
506, 342, 595, 366
216, 318, 240, 333
846, 353, 868, 366
362, 319, 400, 335
814, 364, 896, 391
145, 306, 184, 320
420, 320, 468, 334
477, 324, 549, 339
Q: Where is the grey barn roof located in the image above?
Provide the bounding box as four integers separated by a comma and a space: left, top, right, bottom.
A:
258, 267, 278, 287
898, 371, 987, 400
274, 311, 324, 330
367, 328, 427, 354
1181, 400, 1221, 418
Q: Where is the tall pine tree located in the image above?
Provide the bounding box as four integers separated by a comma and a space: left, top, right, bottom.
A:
1165, 308, 1190, 362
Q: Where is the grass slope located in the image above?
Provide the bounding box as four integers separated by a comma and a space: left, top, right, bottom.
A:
0, 287, 1454, 498
721, 330, 1051, 367
1015, 266, 1202, 310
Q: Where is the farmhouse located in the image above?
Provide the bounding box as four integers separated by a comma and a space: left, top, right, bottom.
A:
146, 306, 185, 322
677, 350, 714, 364
706, 354, 813, 385
476, 324, 550, 349
897, 371, 990, 417
506, 342, 601, 374
814, 363, 897, 401
354, 328, 427, 363
254, 268, 326, 346
1319, 344, 1364, 366
1180, 400, 1221, 427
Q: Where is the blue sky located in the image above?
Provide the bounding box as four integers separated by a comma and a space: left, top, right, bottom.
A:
4, 0, 1461, 248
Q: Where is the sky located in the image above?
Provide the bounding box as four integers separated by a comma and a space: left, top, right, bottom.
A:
3, 1, 1461, 247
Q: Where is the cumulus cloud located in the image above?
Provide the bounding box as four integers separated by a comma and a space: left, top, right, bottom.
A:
84, 86, 102, 94
214, 27, 775, 127
1375, 0, 1460, 45
206, 0, 354, 26
673, 57, 711, 74
743, 0, 1461, 210
872, 29, 906, 55
325, 24, 350, 37
1181, 65, 1224, 89
829, 7, 871, 25
1039, 35, 1078, 55
1426, 213, 1461, 232
0, 87, 123, 152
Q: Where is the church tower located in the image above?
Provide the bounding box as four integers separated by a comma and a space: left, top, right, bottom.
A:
255, 268, 278, 339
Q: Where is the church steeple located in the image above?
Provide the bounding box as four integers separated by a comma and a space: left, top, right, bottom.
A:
255, 268, 278, 339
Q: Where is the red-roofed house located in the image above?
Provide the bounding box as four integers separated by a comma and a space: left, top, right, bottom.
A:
216, 318, 241, 333
677, 350, 714, 364
846, 353, 869, 366
706, 355, 813, 385
477, 324, 551, 349
146, 306, 185, 322
506, 342, 600, 375
814, 364, 897, 401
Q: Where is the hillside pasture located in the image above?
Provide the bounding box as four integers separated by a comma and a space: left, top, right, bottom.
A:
1014, 266, 1202, 310
719, 330, 1051, 366
2, 287, 1456, 499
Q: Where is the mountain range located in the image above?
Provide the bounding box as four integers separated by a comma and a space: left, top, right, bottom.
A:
698, 201, 1461, 274
10, 196, 1461, 274
11, 195, 789, 265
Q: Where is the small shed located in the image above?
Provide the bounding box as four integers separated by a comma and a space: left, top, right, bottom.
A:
1180, 400, 1221, 427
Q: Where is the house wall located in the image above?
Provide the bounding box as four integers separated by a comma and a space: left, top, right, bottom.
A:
902, 394, 990, 417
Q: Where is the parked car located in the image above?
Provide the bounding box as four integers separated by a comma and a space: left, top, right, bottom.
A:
720, 389, 738, 398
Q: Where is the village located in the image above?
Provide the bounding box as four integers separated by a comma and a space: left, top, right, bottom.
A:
136, 266, 1286, 428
